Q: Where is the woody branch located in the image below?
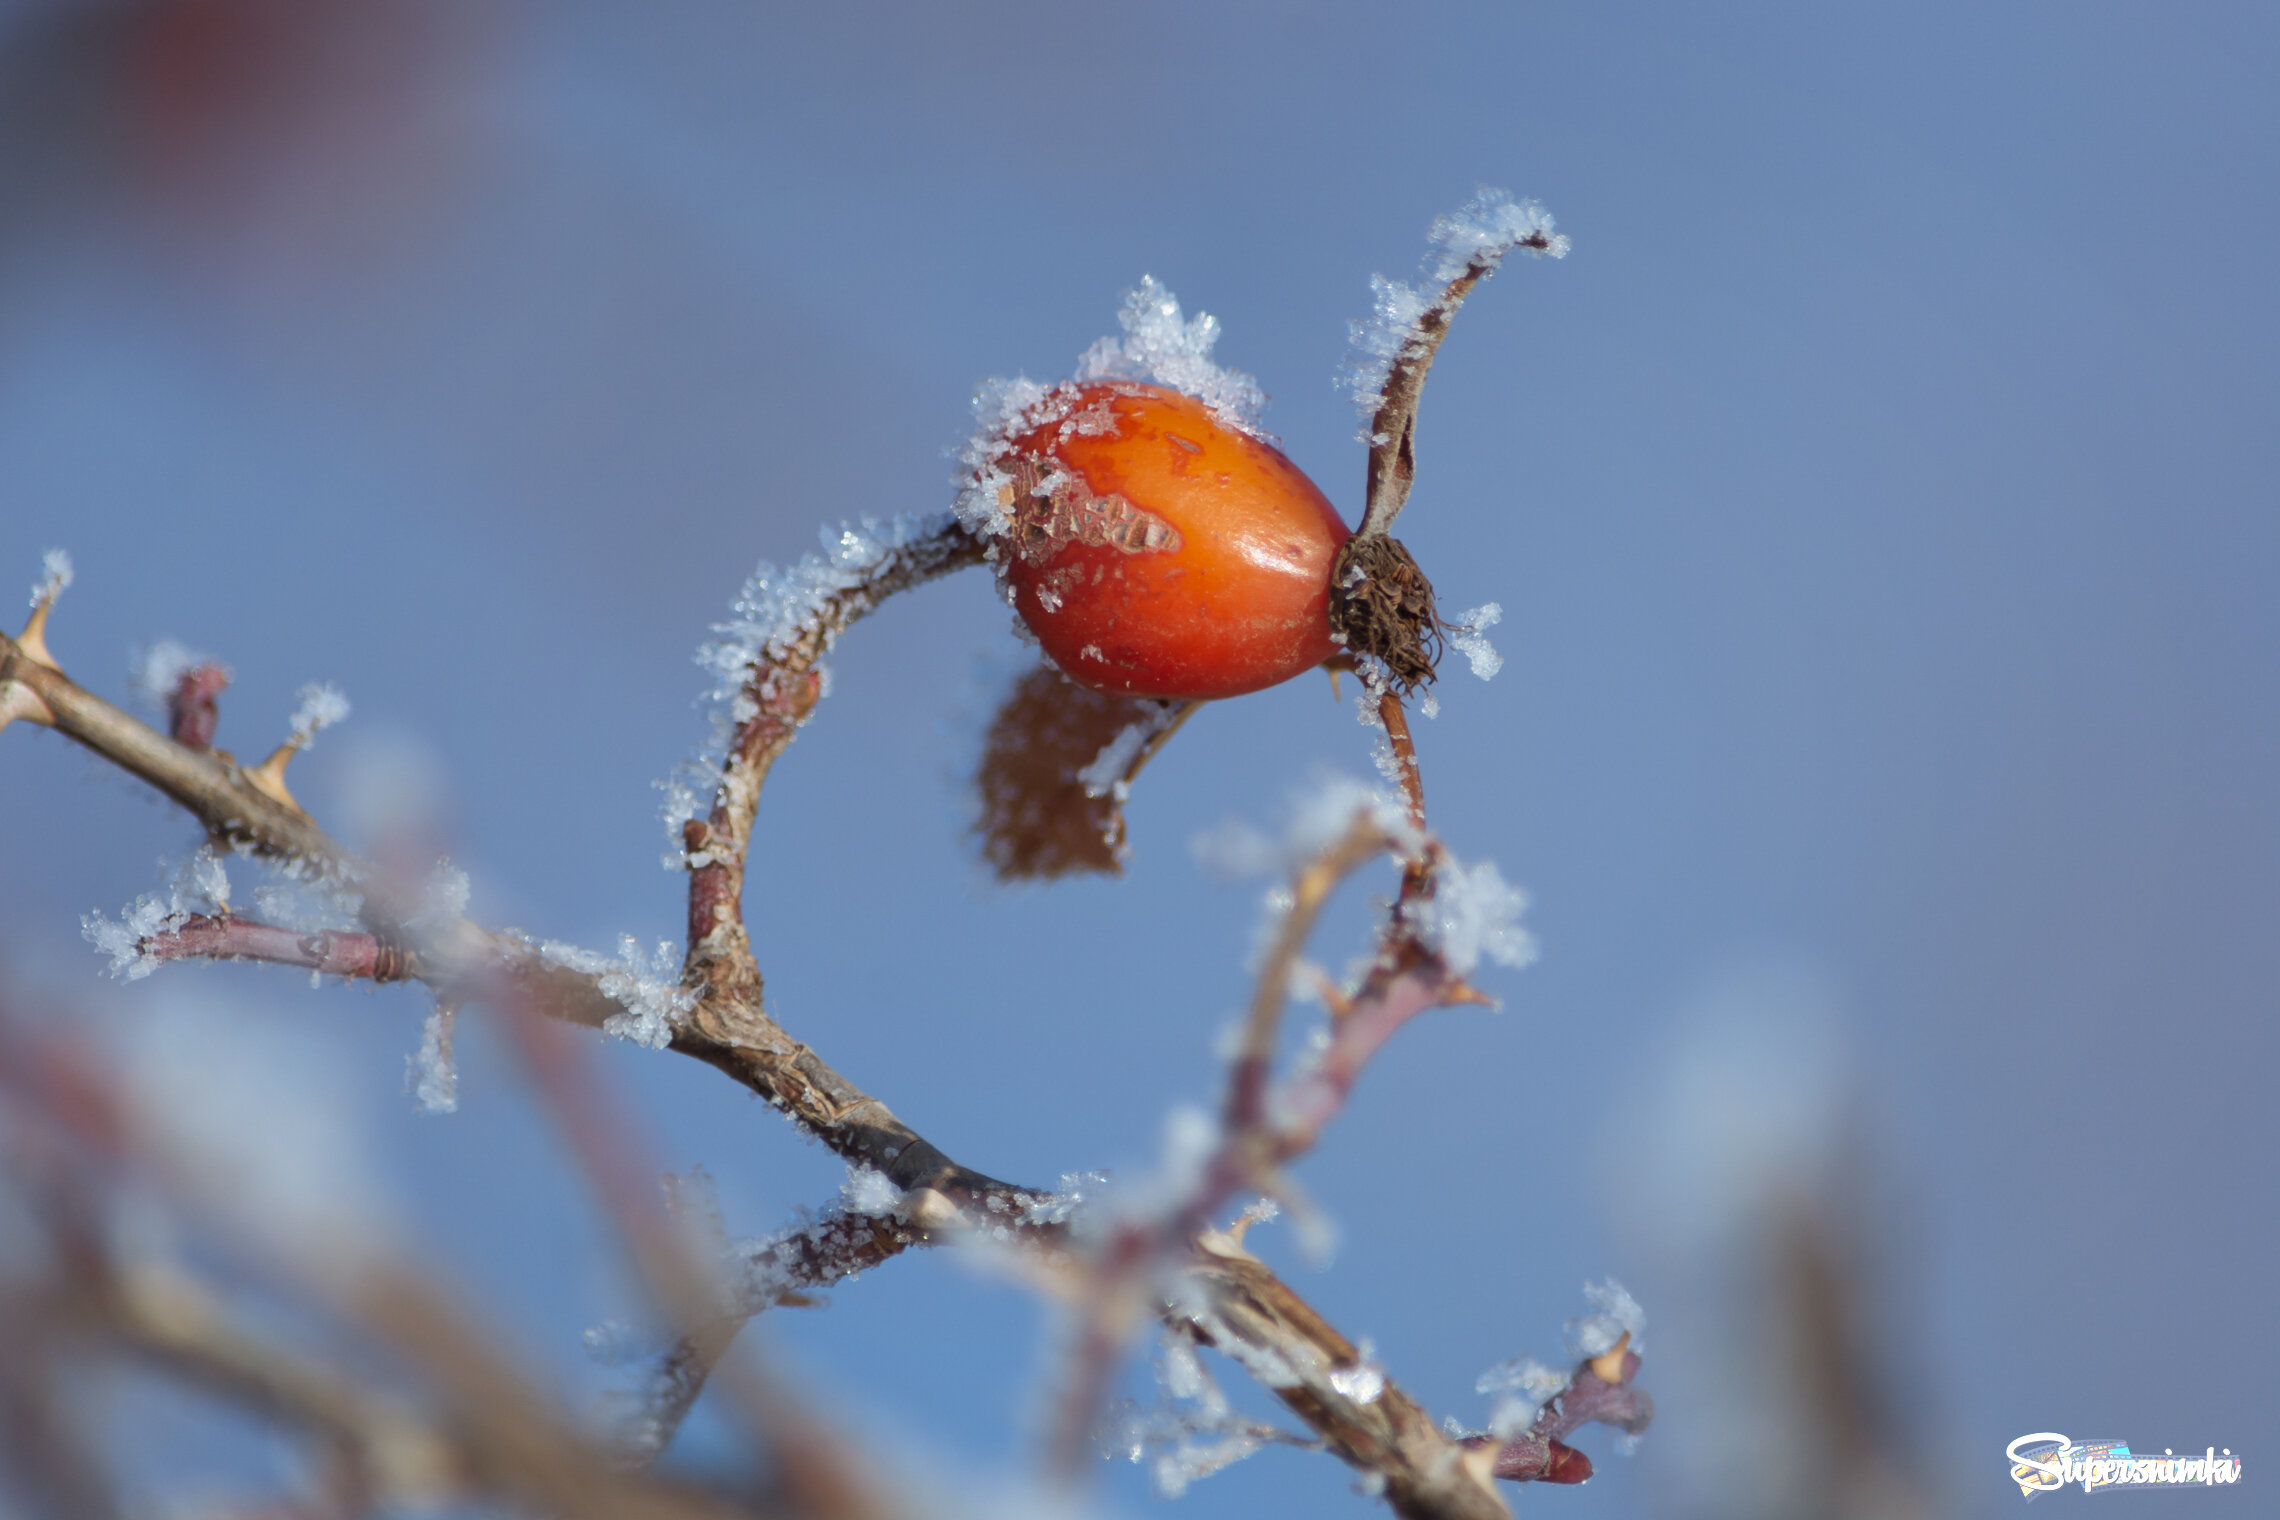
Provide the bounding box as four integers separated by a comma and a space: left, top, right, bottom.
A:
0, 558, 1547, 1520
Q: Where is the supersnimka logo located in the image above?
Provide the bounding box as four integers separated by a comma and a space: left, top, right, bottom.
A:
2006, 1434, 2243, 1498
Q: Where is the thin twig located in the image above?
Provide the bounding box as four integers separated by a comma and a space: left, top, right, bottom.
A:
1225, 815, 1396, 1135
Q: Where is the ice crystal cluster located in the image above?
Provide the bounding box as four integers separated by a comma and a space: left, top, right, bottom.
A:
1568, 1276, 1647, 1358
665, 512, 950, 848
287, 682, 351, 748
406, 1003, 459, 1115
81, 849, 233, 981
28, 547, 72, 607
1075, 701, 1185, 801
537, 935, 695, 1049
1343, 187, 1569, 430
719, 1164, 918, 1313
1472, 1279, 1647, 1436
1017, 1169, 1113, 1228
1409, 856, 1538, 977
1448, 602, 1506, 681
1106, 1333, 1280, 1498
1191, 770, 1419, 880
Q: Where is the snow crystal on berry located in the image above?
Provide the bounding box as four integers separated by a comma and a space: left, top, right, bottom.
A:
954, 278, 1268, 549
953, 378, 1059, 538
1074, 276, 1267, 434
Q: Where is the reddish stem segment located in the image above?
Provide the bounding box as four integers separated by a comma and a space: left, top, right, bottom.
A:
141, 914, 412, 982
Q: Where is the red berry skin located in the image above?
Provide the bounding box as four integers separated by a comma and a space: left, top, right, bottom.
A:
1000, 382, 1352, 701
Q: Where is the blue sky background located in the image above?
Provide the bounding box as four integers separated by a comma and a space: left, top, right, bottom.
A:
1, 3, 2273, 1515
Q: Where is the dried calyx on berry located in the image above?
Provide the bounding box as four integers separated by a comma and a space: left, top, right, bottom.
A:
1328, 533, 1444, 694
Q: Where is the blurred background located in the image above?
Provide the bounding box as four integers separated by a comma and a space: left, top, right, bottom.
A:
1, 1, 2273, 1515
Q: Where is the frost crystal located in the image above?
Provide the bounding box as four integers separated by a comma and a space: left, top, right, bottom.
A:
1475, 1352, 1574, 1438
1424, 187, 1570, 284
80, 850, 234, 980
669, 513, 952, 852
1192, 770, 1417, 879
1411, 856, 1538, 976
29, 547, 72, 607
287, 683, 350, 749
1056, 1107, 1222, 1241
406, 1002, 459, 1114
1328, 1339, 1388, 1404
1341, 187, 1568, 429
952, 377, 1057, 539
181, 849, 231, 913
1447, 602, 1505, 681
537, 936, 695, 1049
839, 1164, 904, 1217
411, 861, 471, 928
1478, 1353, 1572, 1404
251, 878, 361, 934
1569, 1277, 1646, 1357
1076, 702, 1182, 799
82, 895, 180, 981
1074, 276, 1267, 434
1021, 1170, 1111, 1227
1343, 275, 1435, 426
1105, 1331, 1282, 1499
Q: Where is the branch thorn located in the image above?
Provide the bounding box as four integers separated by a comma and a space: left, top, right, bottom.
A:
244, 744, 311, 813
1588, 1331, 1632, 1386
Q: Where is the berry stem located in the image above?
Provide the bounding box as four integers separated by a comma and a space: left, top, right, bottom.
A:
1377, 690, 1427, 832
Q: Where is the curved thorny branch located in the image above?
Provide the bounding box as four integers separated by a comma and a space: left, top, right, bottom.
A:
2, 192, 1636, 1520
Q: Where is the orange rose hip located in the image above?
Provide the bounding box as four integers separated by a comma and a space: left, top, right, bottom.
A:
999, 382, 1352, 701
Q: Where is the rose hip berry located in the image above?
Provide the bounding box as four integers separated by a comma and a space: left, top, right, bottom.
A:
998, 382, 1352, 701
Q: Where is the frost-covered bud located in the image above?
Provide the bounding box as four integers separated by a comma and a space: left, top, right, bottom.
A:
133, 640, 231, 749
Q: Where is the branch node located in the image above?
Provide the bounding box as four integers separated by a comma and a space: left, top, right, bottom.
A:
0, 675, 57, 734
